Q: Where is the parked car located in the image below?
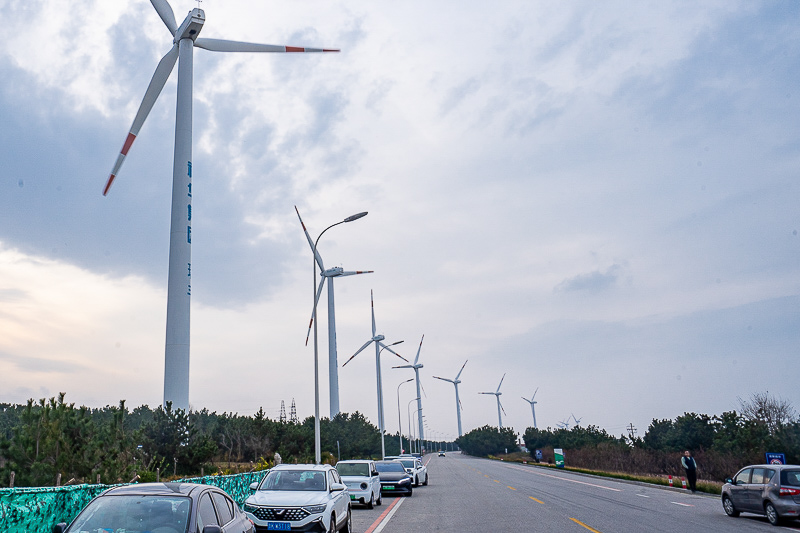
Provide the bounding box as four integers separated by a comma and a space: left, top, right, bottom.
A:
335, 459, 382, 508
244, 464, 352, 533
374, 460, 414, 496
53, 482, 254, 533
396, 456, 428, 486
722, 464, 800, 526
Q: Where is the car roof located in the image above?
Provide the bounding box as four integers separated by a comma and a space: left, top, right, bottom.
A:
271, 463, 333, 471
102, 482, 211, 497
740, 464, 800, 470
336, 460, 373, 464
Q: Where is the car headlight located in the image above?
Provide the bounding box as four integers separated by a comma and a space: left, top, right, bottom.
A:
398, 477, 412, 485
360, 483, 368, 490
302, 504, 327, 514
243, 503, 258, 513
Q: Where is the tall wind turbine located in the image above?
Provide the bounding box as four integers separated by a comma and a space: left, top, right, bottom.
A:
295, 207, 372, 418
522, 388, 538, 428
341, 290, 407, 459
479, 373, 506, 428
433, 360, 467, 437
103, 1, 337, 412
393, 336, 426, 443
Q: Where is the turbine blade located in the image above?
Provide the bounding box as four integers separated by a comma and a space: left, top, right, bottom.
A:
294, 206, 324, 269
455, 359, 468, 380
336, 270, 373, 277
342, 339, 373, 367
432, 376, 453, 383
104, 44, 178, 196
496, 373, 506, 394
378, 343, 408, 362
500, 401, 507, 416
420, 380, 428, 399
194, 38, 340, 53
370, 290, 376, 337
304, 277, 327, 345
392, 364, 413, 369
413, 335, 424, 365
532, 387, 538, 400
150, 0, 177, 35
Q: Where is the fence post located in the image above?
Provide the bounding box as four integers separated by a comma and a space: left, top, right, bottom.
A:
97, 474, 101, 485
156, 468, 160, 482
668, 475, 673, 487
681, 477, 687, 489
56, 473, 62, 487
9, 471, 14, 488
201, 467, 204, 477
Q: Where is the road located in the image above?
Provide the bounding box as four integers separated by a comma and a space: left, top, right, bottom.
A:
350, 453, 800, 532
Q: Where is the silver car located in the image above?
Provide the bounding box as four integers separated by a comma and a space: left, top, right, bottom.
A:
722, 464, 800, 526
335, 460, 382, 508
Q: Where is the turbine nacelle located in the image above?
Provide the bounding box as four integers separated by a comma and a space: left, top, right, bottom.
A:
175, 8, 205, 42
373, 334, 385, 342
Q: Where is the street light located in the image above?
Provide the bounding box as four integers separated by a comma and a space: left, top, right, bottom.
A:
397, 378, 413, 454
301, 208, 368, 464
407, 398, 420, 454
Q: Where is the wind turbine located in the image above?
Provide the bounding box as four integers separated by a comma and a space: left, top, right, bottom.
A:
103, 0, 337, 412
479, 373, 506, 429
433, 360, 468, 437
571, 413, 583, 426
295, 207, 372, 418
341, 290, 407, 459
393, 335, 426, 444
522, 388, 538, 428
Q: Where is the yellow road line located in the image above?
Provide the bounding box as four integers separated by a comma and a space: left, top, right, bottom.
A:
529, 496, 544, 504
493, 479, 500, 483
507, 486, 517, 491
484, 474, 489, 478
569, 517, 603, 533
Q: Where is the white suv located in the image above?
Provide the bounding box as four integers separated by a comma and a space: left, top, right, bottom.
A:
335, 460, 382, 508
397, 456, 428, 487
244, 464, 352, 533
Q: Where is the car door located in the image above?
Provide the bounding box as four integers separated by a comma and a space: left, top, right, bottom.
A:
196, 491, 221, 533
749, 468, 775, 510
329, 469, 348, 527
369, 461, 380, 498
729, 468, 753, 511
211, 490, 249, 533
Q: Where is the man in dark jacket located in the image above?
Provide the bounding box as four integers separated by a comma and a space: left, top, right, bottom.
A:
681, 450, 697, 492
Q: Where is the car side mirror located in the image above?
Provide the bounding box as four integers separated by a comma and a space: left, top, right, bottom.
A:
725, 478, 733, 484
330, 482, 346, 492
372, 471, 379, 477
203, 526, 223, 533
249, 482, 259, 491
53, 524, 68, 533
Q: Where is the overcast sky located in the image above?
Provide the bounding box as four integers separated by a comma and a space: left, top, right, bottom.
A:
1, 0, 799, 443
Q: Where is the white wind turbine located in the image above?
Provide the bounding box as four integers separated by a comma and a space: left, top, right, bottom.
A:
433, 360, 467, 437
393, 335, 426, 444
103, 0, 337, 412
341, 290, 407, 459
522, 388, 538, 428
295, 207, 372, 418
479, 373, 506, 429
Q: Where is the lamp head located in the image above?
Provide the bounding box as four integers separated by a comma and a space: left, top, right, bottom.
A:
344, 211, 368, 222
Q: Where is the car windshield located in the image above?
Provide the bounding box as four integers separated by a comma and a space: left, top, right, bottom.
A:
336, 463, 369, 476
399, 459, 415, 469
67, 494, 190, 533
260, 469, 326, 491
781, 469, 800, 487
375, 462, 405, 473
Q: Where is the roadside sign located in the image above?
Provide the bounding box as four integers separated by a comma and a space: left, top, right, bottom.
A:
766, 453, 786, 465
554, 448, 565, 468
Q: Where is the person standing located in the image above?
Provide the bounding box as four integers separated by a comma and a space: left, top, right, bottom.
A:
681, 450, 697, 493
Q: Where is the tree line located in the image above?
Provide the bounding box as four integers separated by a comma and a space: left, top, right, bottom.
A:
0, 393, 449, 488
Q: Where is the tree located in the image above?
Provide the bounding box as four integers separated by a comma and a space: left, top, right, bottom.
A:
738, 392, 796, 435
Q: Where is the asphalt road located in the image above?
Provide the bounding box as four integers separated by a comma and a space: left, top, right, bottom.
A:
350, 453, 800, 533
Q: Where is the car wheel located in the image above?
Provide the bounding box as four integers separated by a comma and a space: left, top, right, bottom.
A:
406, 487, 413, 497
422, 474, 428, 486
722, 496, 739, 517
367, 492, 374, 509
765, 502, 782, 526
376, 490, 382, 506
414, 476, 419, 487
327, 516, 336, 533
343, 508, 353, 533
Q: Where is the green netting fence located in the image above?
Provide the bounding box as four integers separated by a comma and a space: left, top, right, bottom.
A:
0, 470, 267, 533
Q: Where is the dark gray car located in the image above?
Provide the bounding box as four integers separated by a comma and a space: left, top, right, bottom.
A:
722, 464, 800, 526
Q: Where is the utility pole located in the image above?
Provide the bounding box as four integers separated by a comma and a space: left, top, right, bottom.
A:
627, 422, 637, 441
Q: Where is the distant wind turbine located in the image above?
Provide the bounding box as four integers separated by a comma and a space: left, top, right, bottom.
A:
295, 207, 372, 418
433, 360, 467, 437
393, 336, 426, 443
522, 388, 538, 428
103, 0, 337, 412
342, 290, 407, 459
479, 373, 506, 429
571, 413, 583, 426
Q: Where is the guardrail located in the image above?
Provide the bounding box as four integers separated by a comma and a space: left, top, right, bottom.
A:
0, 471, 266, 533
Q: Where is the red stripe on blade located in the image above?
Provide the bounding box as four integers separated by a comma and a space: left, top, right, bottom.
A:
286, 46, 304, 52
103, 175, 116, 196
121, 133, 136, 155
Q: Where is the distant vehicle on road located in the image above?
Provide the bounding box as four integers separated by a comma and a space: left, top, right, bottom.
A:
336, 459, 382, 509
53, 482, 254, 533
244, 464, 352, 533
438, 450, 446, 457
375, 460, 414, 496
722, 464, 800, 526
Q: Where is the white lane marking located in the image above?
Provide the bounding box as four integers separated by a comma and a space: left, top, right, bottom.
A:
372, 496, 406, 533
534, 472, 622, 492
670, 502, 693, 507
636, 494, 650, 498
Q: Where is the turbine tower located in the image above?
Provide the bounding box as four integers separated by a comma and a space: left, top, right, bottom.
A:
295, 207, 372, 418
393, 335, 426, 443
522, 388, 538, 428
342, 290, 407, 459
433, 360, 467, 437
479, 373, 506, 428
103, 0, 337, 413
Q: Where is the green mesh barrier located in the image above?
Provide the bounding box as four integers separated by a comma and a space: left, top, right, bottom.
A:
0, 471, 266, 533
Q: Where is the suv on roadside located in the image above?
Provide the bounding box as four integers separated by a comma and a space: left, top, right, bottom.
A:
244, 464, 352, 532
722, 464, 800, 526
335, 460, 382, 508
396, 456, 428, 486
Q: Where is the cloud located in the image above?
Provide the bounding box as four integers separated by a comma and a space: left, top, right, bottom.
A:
555, 264, 624, 293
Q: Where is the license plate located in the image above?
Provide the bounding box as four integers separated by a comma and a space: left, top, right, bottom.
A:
266, 522, 291, 531
384, 485, 394, 490
350, 494, 357, 500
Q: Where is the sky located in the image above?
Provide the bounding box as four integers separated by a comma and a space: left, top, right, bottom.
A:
1, 0, 799, 443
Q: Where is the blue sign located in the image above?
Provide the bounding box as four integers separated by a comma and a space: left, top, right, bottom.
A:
766, 453, 786, 465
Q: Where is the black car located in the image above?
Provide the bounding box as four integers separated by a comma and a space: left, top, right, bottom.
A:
374, 460, 414, 496
53, 482, 255, 533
